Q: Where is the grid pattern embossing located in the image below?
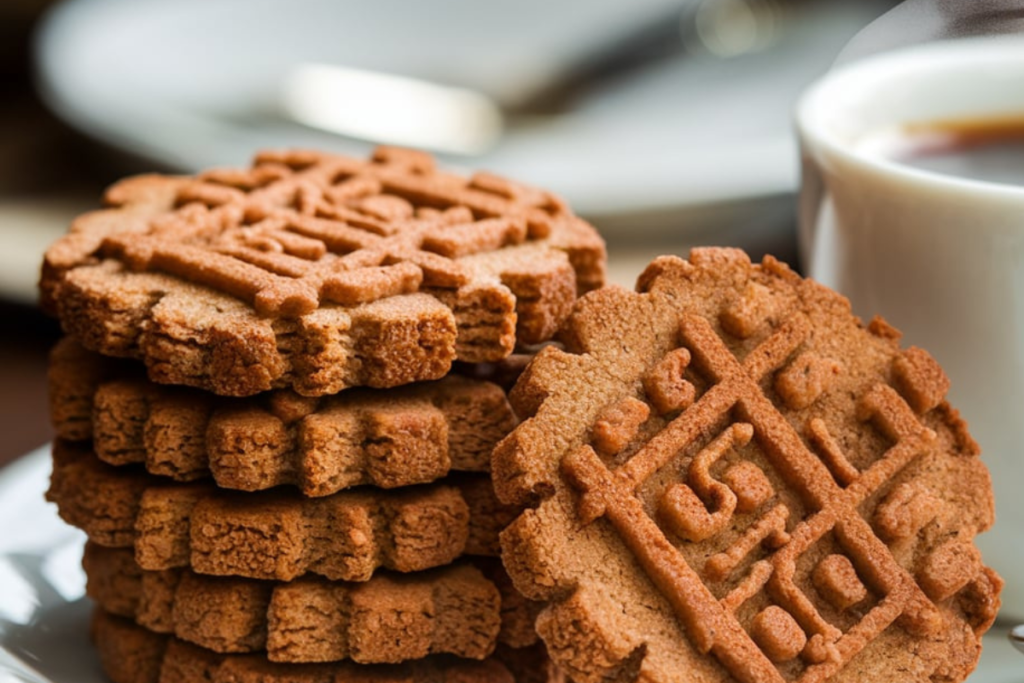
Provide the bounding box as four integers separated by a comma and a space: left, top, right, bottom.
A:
562, 313, 953, 683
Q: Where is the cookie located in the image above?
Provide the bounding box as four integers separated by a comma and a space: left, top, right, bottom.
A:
91, 609, 542, 683
493, 249, 1001, 683
41, 147, 606, 397
83, 544, 538, 663
48, 441, 511, 580
50, 338, 515, 494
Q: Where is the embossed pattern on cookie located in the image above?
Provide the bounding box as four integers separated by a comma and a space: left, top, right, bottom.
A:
48, 441, 510, 581
91, 609, 542, 683
41, 147, 605, 397
50, 338, 515, 494
495, 249, 1000, 683
83, 544, 539, 664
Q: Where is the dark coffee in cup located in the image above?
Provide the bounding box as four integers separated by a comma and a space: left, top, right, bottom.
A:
887, 114, 1024, 186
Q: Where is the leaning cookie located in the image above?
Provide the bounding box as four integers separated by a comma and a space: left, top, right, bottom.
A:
41, 147, 606, 397
83, 544, 539, 663
494, 249, 1001, 683
49, 338, 516, 494
91, 609, 557, 683
48, 441, 515, 581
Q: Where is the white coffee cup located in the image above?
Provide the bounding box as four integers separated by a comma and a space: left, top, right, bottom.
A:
797, 35, 1024, 618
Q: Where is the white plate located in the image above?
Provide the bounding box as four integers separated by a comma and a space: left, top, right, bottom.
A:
34, 0, 889, 226
0, 445, 1020, 682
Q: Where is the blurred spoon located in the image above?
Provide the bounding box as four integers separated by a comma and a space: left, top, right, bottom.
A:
278, 0, 804, 155
1011, 624, 1024, 655
282, 64, 505, 156
278, 1, 695, 157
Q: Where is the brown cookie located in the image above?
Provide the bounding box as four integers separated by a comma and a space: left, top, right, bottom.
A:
48, 441, 512, 580
50, 337, 516, 494
493, 249, 1001, 683
41, 147, 606, 397
84, 544, 538, 664
91, 609, 549, 683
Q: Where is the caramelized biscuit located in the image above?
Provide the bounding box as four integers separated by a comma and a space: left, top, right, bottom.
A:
91, 609, 537, 683
494, 249, 1000, 683
84, 544, 539, 663
41, 147, 605, 396
48, 441, 511, 580
50, 338, 515, 494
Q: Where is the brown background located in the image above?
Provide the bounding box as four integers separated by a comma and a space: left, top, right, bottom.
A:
0, 1, 131, 468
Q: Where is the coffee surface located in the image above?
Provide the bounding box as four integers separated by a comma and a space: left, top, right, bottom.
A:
889, 114, 1024, 186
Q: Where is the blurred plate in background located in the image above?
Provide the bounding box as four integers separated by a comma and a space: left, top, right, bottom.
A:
35, 0, 892, 237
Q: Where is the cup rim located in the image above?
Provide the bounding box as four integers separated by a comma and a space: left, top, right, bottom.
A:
796, 34, 1024, 198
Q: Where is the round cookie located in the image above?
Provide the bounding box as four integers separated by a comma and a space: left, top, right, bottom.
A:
41, 147, 605, 397
494, 248, 1001, 683
91, 609, 557, 683
49, 338, 517, 495
48, 441, 516, 581
83, 544, 540, 664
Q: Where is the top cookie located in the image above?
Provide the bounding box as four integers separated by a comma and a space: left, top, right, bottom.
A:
494, 249, 1000, 683
40, 146, 605, 396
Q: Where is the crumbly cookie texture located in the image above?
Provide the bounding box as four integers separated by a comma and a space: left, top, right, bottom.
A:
40, 147, 605, 397
494, 248, 1001, 683
84, 544, 539, 664
91, 609, 555, 683
48, 441, 513, 581
49, 338, 516, 494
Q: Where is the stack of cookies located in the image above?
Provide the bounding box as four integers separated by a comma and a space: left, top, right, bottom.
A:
39, 146, 606, 683
40, 144, 1004, 683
